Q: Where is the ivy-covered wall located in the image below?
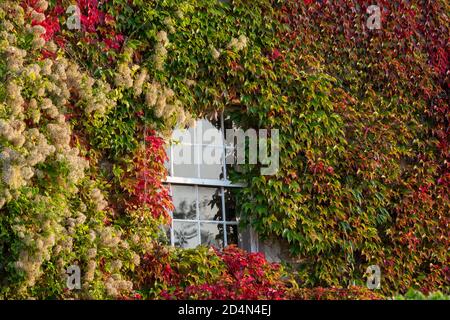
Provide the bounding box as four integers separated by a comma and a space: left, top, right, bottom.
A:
233, 0, 449, 294
0, 0, 448, 299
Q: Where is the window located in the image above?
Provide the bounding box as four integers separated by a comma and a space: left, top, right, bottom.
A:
165, 114, 242, 249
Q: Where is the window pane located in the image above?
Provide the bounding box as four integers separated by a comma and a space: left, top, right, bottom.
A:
172, 144, 199, 178
164, 145, 171, 175
226, 224, 239, 246
196, 118, 222, 145
173, 221, 199, 248
172, 185, 197, 220
172, 127, 194, 145
200, 146, 224, 179
200, 223, 224, 248
198, 187, 222, 220
224, 188, 237, 221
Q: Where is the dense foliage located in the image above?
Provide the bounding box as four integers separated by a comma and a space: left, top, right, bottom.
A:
0, 0, 448, 299
290, 286, 384, 300
233, 0, 449, 294
134, 244, 288, 300
0, 0, 174, 298
393, 289, 450, 300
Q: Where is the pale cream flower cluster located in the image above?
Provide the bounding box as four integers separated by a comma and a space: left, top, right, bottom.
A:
115, 63, 134, 88
0, 8, 118, 209
113, 45, 193, 128
31, 25, 46, 49
0, 4, 94, 291
111, 259, 123, 272
13, 198, 64, 290
24, 129, 55, 166
90, 188, 108, 212
209, 34, 248, 60
66, 64, 116, 116
1, 148, 34, 190
0, 119, 26, 147
99, 226, 122, 248
210, 46, 222, 60
227, 35, 249, 52
105, 274, 133, 297
66, 211, 87, 235
35, 0, 49, 11
146, 82, 192, 126
6, 82, 25, 116
131, 252, 140, 266
42, 57, 116, 117
133, 68, 148, 96
13, 200, 85, 292
163, 17, 176, 34
3, 46, 27, 72
154, 30, 169, 71
84, 260, 97, 283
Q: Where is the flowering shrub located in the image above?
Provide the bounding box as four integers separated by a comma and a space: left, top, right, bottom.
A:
0, 0, 173, 299
26, 0, 61, 42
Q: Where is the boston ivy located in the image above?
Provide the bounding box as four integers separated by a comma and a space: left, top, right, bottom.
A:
0, 0, 447, 299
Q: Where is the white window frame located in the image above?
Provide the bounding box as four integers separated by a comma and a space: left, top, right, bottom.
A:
164, 113, 257, 250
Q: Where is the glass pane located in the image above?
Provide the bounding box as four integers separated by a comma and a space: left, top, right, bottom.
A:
226, 224, 239, 246
164, 145, 171, 175
200, 223, 224, 248
200, 146, 224, 179
172, 127, 194, 145
225, 147, 235, 162
198, 187, 222, 221
197, 118, 223, 146
172, 185, 197, 220
173, 221, 199, 248
224, 188, 237, 221
172, 144, 199, 178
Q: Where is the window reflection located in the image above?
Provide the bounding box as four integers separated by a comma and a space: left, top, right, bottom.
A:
198, 187, 222, 220
200, 223, 223, 248
174, 221, 199, 248
226, 224, 239, 246
172, 185, 197, 220
224, 188, 237, 221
